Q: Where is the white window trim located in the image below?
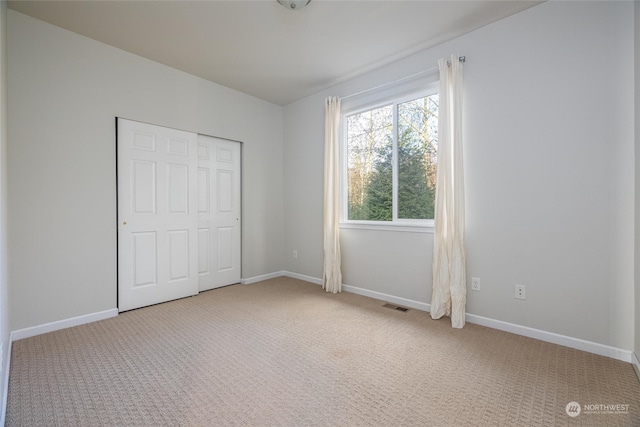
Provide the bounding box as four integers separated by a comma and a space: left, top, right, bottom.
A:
340, 221, 434, 234
340, 78, 439, 233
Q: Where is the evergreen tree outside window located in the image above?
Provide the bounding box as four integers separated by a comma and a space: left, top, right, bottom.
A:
344, 90, 438, 227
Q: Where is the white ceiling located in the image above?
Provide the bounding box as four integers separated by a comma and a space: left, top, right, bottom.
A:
8, 0, 542, 105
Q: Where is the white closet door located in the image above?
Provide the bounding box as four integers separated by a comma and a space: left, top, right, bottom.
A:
117, 118, 198, 311
197, 135, 241, 291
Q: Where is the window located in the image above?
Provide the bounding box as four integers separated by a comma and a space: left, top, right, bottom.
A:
342, 88, 438, 230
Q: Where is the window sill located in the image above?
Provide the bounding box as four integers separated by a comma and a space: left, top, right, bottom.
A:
340, 222, 434, 234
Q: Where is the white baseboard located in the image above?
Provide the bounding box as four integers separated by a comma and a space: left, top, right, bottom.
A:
342, 283, 431, 312
242, 271, 287, 285
632, 352, 640, 382
11, 308, 118, 342
281, 271, 635, 365
465, 313, 634, 363
283, 274, 432, 314
283, 271, 322, 285
244, 271, 324, 286
1, 337, 12, 426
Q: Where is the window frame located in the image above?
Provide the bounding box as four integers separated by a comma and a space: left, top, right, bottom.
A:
340, 81, 439, 233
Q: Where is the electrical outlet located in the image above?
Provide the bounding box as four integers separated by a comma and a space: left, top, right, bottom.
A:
292, 250, 298, 259
471, 277, 481, 291
515, 284, 526, 300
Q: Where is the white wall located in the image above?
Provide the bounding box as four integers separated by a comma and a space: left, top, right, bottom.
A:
7, 10, 284, 331
635, 0, 640, 364
0, 1, 9, 420
283, 1, 635, 350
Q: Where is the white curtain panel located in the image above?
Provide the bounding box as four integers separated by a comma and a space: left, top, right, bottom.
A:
430, 56, 466, 328
323, 96, 342, 294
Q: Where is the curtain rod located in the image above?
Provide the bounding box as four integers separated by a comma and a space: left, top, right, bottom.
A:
341, 56, 465, 101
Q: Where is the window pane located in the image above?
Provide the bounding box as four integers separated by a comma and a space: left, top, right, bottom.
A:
346, 105, 393, 221
397, 94, 438, 219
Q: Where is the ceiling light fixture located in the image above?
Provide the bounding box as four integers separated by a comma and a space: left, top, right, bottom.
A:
277, 0, 311, 11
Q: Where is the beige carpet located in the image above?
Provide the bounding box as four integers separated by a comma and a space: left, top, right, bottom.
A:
6, 277, 640, 426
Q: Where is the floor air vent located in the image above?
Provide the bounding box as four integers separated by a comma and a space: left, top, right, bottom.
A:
382, 303, 409, 312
